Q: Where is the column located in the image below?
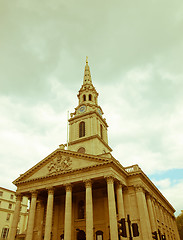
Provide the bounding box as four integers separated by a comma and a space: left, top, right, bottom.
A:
85, 179, 93, 240
146, 194, 157, 232
8, 194, 22, 240
37, 200, 45, 240
135, 185, 152, 240
116, 182, 125, 219
106, 176, 118, 240
25, 192, 37, 240
64, 184, 72, 240
44, 189, 54, 240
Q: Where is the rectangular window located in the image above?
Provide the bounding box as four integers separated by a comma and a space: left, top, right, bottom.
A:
8, 203, 12, 209
0, 191, 3, 197
10, 194, 14, 199
6, 213, 11, 221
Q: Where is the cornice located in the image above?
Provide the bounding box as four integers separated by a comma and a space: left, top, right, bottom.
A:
68, 134, 112, 152
69, 110, 108, 127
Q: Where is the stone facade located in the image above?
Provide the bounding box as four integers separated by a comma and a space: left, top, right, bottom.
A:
0, 187, 28, 240
9, 59, 180, 240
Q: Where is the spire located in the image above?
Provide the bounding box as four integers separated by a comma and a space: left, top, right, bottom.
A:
83, 56, 92, 85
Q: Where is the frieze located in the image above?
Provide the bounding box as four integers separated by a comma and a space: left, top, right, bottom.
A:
48, 152, 72, 175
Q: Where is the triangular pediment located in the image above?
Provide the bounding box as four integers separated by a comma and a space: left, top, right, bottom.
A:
14, 149, 111, 184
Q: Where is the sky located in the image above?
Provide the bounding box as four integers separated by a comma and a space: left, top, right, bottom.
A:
0, 0, 183, 216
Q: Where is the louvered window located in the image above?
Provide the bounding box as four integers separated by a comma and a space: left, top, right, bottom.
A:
79, 122, 85, 138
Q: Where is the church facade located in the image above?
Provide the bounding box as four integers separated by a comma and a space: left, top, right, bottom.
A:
9, 59, 180, 240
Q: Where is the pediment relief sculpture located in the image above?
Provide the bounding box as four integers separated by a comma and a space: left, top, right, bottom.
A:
48, 152, 72, 175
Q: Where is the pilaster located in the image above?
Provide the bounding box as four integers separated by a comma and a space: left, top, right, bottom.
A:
116, 182, 125, 219
146, 193, 157, 232
135, 185, 152, 240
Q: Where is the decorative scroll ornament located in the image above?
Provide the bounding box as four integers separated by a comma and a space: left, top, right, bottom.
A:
48, 153, 72, 174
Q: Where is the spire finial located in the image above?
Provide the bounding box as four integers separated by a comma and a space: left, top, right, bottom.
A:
83, 56, 92, 85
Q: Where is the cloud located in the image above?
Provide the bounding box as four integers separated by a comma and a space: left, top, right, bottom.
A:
0, 0, 182, 216
152, 178, 183, 216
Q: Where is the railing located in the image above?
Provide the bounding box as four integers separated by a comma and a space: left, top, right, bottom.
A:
125, 164, 141, 173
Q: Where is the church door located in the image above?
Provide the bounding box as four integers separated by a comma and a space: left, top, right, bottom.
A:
77, 230, 86, 240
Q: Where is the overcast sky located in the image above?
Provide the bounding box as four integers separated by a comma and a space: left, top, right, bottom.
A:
0, 0, 183, 215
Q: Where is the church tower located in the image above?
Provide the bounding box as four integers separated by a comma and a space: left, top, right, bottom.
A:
68, 57, 112, 155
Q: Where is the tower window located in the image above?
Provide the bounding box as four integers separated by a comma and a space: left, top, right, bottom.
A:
83, 95, 86, 101
79, 122, 85, 138
89, 94, 92, 101
100, 124, 103, 139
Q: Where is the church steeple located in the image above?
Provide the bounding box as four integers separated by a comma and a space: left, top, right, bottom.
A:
77, 57, 98, 106
68, 58, 112, 155
83, 56, 92, 85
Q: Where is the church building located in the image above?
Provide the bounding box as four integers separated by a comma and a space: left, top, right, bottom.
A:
9, 59, 180, 240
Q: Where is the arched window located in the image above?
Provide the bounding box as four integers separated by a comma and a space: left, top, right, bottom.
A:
83, 95, 86, 101
89, 94, 92, 101
78, 200, 85, 219
96, 231, 103, 240
100, 124, 103, 139
79, 122, 85, 138
77, 147, 86, 153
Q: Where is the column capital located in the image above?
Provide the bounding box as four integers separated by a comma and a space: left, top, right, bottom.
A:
146, 192, 153, 200
134, 184, 145, 193
15, 193, 23, 201
116, 181, 123, 189
84, 179, 92, 188
65, 184, 72, 192
105, 175, 115, 184
47, 188, 54, 195
30, 191, 38, 198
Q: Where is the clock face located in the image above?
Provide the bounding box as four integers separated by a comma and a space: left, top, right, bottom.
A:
98, 108, 102, 116
79, 105, 86, 113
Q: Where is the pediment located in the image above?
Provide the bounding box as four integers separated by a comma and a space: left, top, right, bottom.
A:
14, 149, 110, 184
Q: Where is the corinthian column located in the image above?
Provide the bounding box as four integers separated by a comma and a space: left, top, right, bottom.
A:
44, 188, 54, 240
85, 179, 93, 240
106, 176, 118, 240
135, 186, 152, 240
25, 192, 37, 240
8, 194, 22, 240
64, 184, 72, 240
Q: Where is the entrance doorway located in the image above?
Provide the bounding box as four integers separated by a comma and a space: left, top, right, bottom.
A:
77, 230, 86, 240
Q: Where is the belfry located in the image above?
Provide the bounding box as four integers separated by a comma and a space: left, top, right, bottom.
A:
9, 59, 180, 240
